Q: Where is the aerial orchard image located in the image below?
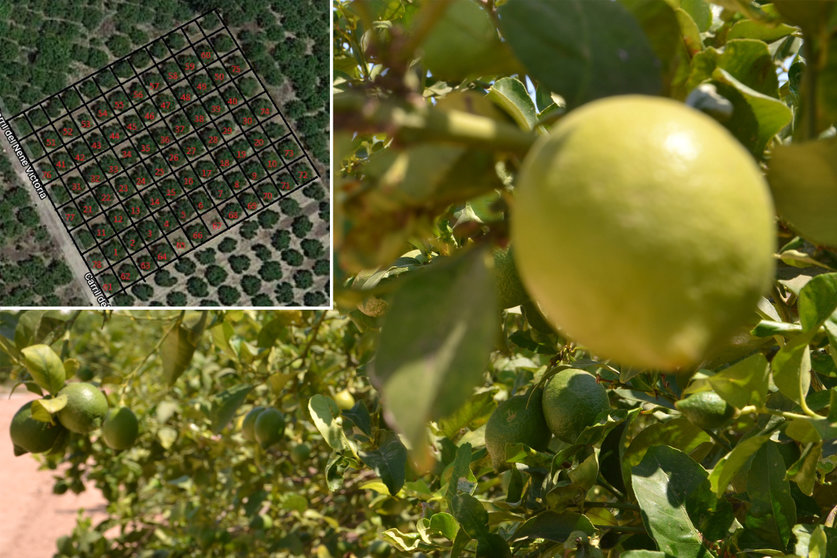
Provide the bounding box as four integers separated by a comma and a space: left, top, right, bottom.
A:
0, 2, 329, 307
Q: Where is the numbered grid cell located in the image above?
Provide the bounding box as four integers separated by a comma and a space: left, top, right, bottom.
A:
119, 226, 145, 255
201, 208, 228, 235
188, 186, 213, 214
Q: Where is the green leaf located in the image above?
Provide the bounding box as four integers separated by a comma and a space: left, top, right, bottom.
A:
708, 435, 769, 498
787, 442, 821, 496
445, 442, 476, 499
772, 335, 812, 405
740, 441, 797, 550
32, 394, 68, 417
680, 0, 712, 32
498, 0, 661, 109
308, 395, 353, 454
632, 445, 733, 556
161, 325, 198, 386
449, 492, 489, 541
359, 430, 408, 496
487, 77, 538, 131
429, 512, 459, 541
711, 70, 792, 155
619, 0, 686, 95
419, 0, 517, 81
438, 391, 494, 439
797, 273, 837, 332
622, 418, 711, 494
621, 552, 669, 558
512, 511, 594, 543
707, 353, 769, 409
689, 39, 779, 97
21, 344, 66, 395
209, 384, 252, 433
727, 19, 796, 42
372, 248, 497, 453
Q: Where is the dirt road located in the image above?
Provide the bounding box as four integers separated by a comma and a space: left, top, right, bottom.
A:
0, 390, 107, 558
0, 127, 98, 306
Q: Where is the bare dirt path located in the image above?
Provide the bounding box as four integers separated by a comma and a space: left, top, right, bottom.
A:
0, 389, 107, 558
0, 129, 98, 306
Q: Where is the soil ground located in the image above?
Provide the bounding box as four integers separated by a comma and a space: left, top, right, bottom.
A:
0, 389, 107, 558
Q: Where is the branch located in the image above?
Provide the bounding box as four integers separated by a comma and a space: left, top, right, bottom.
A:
334, 92, 538, 154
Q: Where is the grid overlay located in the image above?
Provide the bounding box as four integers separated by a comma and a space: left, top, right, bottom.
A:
9, 10, 321, 304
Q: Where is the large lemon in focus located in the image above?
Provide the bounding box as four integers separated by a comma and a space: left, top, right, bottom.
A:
512, 96, 775, 371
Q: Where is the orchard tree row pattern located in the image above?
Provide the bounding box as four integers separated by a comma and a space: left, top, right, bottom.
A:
7, 11, 327, 307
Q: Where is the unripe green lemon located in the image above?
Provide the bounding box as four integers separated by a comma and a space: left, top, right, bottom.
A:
254, 407, 285, 448
241, 406, 266, 441
485, 393, 551, 470
56, 382, 109, 434
512, 95, 775, 371
767, 138, 837, 247
675, 391, 735, 430
101, 406, 140, 450
10, 400, 66, 454
542, 369, 609, 443
493, 247, 529, 309
290, 442, 312, 464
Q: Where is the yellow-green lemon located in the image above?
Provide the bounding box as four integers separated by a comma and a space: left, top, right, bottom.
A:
542, 369, 610, 443
676, 391, 735, 430
10, 400, 66, 454
56, 382, 109, 434
512, 95, 775, 370
485, 393, 551, 470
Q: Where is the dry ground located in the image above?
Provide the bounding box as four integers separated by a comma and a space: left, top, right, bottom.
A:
0, 389, 107, 558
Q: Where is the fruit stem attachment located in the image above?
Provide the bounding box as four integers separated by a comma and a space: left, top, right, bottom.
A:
334, 92, 538, 154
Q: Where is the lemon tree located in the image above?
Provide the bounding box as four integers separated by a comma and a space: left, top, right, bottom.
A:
1, 1, 837, 557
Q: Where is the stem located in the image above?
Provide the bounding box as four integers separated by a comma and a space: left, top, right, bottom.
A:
738, 405, 816, 421
705, 429, 732, 451
334, 92, 538, 154
299, 311, 328, 366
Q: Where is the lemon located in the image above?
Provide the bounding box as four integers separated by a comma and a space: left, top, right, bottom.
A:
542, 369, 609, 443
290, 442, 312, 464
767, 138, 837, 247
334, 389, 355, 411
493, 247, 528, 309
101, 406, 139, 450
9, 400, 66, 454
241, 406, 266, 441
254, 407, 285, 448
56, 382, 109, 433
485, 393, 551, 470
512, 95, 775, 371
676, 391, 735, 430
